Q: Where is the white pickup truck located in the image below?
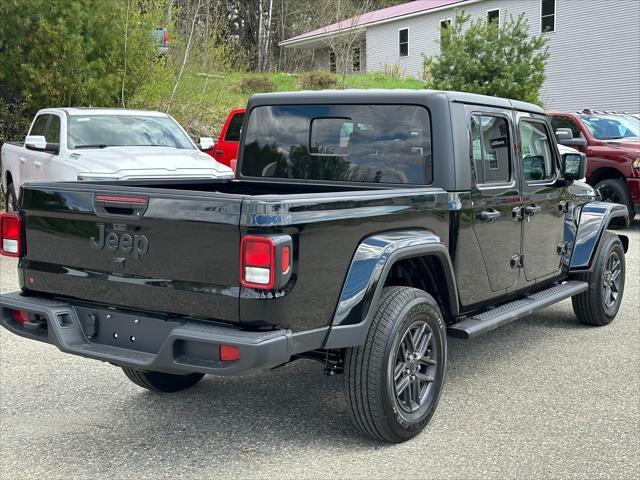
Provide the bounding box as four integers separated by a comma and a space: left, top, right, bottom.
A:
1, 108, 233, 211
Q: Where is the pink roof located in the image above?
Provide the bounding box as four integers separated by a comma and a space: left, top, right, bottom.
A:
281, 0, 464, 45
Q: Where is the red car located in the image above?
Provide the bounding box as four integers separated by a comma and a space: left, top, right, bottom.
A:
549, 110, 640, 219
208, 108, 245, 171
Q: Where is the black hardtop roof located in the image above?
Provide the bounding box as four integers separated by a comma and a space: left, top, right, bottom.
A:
248, 89, 544, 115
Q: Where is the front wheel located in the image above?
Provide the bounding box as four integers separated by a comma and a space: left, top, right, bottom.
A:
595, 178, 634, 222
572, 232, 625, 326
345, 287, 447, 443
122, 368, 204, 392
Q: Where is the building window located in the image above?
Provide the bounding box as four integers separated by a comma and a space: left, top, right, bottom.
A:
487, 9, 500, 25
329, 51, 336, 73
353, 47, 360, 72
541, 0, 555, 32
398, 28, 408, 57
440, 18, 451, 44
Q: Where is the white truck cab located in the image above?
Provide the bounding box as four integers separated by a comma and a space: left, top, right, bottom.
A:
1, 108, 232, 211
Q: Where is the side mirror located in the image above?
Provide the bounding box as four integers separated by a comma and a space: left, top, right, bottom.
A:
562, 152, 586, 180
25, 135, 60, 154
198, 137, 214, 151
555, 128, 573, 141
25, 135, 47, 150
555, 129, 587, 148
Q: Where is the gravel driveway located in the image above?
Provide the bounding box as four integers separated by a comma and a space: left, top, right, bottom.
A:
1, 221, 638, 479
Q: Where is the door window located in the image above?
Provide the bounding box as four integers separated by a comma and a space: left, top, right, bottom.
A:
519, 120, 556, 182
224, 112, 244, 142
470, 115, 511, 185
30, 115, 50, 136
550, 116, 584, 140
46, 115, 61, 143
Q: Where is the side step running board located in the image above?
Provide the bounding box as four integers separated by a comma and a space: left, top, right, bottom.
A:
447, 281, 588, 339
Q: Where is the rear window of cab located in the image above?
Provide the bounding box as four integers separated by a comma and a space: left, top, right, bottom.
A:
241, 104, 432, 184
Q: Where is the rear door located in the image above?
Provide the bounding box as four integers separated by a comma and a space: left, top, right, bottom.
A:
516, 113, 565, 281
468, 108, 522, 293
20, 183, 243, 322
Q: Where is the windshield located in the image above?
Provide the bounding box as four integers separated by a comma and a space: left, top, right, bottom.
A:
68, 115, 195, 149
579, 114, 640, 140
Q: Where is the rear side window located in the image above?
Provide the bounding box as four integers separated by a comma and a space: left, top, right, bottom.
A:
241, 104, 432, 184
469, 115, 511, 185
224, 112, 244, 142
518, 120, 556, 181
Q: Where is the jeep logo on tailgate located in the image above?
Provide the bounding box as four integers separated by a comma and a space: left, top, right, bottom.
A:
90, 224, 149, 259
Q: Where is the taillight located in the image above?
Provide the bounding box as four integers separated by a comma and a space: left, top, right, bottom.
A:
12, 309, 29, 324
163, 30, 169, 45
240, 235, 293, 290
220, 344, 240, 361
0, 213, 22, 257
241, 236, 275, 289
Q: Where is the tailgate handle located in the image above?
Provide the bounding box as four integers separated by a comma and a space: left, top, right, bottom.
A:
94, 195, 148, 218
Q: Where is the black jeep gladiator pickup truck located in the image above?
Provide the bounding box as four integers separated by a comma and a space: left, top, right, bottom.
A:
0, 90, 629, 442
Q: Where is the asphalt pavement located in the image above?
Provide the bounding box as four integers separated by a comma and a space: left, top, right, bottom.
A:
1, 221, 638, 479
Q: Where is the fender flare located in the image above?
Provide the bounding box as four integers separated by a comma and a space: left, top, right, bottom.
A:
570, 201, 629, 271
323, 230, 458, 349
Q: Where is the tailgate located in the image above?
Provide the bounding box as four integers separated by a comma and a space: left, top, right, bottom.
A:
19, 184, 242, 322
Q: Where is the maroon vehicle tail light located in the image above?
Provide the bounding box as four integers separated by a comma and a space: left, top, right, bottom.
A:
240, 235, 293, 290
0, 213, 22, 257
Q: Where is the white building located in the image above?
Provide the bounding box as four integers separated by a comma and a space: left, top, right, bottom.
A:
280, 0, 640, 111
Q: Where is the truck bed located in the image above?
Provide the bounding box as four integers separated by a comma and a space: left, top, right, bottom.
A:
17, 179, 449, 332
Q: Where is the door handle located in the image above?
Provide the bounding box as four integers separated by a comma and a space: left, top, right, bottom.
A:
214, 149, 224, 155
33, 161, 43, 168
478, 209, 501, 222
19, 157, 27, 164
524, 204, 542, 216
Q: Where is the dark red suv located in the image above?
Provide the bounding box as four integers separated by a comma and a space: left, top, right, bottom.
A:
548, 110, 640, 219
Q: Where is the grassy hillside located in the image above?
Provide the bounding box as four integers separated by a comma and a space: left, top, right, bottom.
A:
142, 71, 426, 139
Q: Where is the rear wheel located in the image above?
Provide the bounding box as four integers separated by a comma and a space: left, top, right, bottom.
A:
5, 182, 18, 212
345, 286, 447, 443
572, 232, 625, 326
595, 178, 634, 222
122, 368, 204, 392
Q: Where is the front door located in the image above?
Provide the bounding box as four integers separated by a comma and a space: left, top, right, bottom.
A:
469, 110, 522, 292
516, 113, 565, 281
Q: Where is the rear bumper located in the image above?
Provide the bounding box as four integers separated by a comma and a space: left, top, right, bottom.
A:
0, 291, 292, 376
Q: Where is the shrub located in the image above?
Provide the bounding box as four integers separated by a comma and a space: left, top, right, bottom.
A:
239, 76, 276, 93
423, 12, 549, 104
382, 63, 403, 78
301, 70, 338, 90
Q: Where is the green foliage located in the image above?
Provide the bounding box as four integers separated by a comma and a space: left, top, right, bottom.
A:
0, 0, 171, 129
301, 70, 338, 90
423, 12, 549, 105
239, 75, 277, 93
382, 63, 402, 78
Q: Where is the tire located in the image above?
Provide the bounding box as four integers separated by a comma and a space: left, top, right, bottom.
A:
572, 232, 625, 326
122, 368, 204, 393
5, 182, 18, 212
595, 178, 634, 222
345, 286, 447, 443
